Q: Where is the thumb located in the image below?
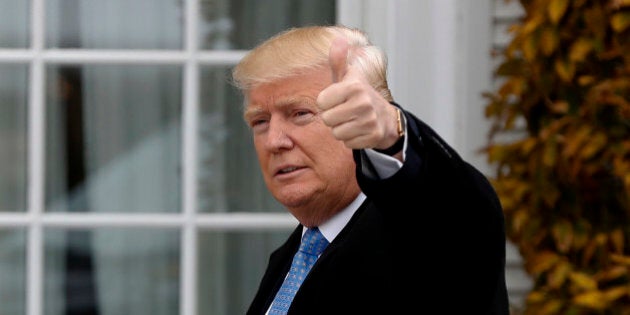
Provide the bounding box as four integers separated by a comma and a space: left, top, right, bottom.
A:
329, 36, 349, 83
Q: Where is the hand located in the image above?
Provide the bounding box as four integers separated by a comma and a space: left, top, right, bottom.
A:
316, 37, 400, 150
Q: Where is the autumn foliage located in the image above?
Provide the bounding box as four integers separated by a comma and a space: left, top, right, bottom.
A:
483, 0, 630, 314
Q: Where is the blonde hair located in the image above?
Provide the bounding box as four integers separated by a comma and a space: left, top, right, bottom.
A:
231, 25, 393, 102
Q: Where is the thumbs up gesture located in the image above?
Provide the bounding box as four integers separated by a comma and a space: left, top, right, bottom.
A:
316, 37, 401, 151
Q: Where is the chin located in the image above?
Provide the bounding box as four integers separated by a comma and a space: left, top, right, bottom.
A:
272, 185, 316, 209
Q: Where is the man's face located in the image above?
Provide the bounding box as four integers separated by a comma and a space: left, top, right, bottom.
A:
244, 67, 360, 226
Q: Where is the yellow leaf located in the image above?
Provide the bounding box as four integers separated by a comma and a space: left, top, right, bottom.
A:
595, 265, 627, 283
554, 58, 575, 82
611, 0, 630, 8
578, 75, 595, 86
611, 12, 630, 32
571, 219, 591, 251
539, 299, 564, 315
610, 254, 630, 266
522, 15, 544, 35
569, 38, 593, 62
548, 260, 571, 289
543, 138, 558, 168
523, 34, 538, 61
550, 100, 569, 114
540, 27, 558, 56
527, 290, 547, 304
580, 132, 607, 159
548, 0, 570, 24
552, 220, 573, 253
521, 137, 538, 155
528, 251, 560, 276
511, 208, 529, 234
603, 286, 629, 302
595, 233, 608, 245
573, 291, 607, 310
562, 125, 591, 158
610, 228, 624, 254
569, 271, 598, 291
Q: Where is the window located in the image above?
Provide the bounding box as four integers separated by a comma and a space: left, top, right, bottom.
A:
0, 1, 335, 314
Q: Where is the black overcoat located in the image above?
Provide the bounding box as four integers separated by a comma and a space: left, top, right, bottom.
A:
247, 105, 510, 315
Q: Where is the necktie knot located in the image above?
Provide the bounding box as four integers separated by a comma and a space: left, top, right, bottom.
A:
299, 227, 329, 256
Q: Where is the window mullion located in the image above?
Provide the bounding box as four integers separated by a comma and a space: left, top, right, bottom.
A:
181, 0, 199, 314
27, 0, 46, 314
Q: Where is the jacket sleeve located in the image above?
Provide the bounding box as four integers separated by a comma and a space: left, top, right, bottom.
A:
352, 103, 509, 314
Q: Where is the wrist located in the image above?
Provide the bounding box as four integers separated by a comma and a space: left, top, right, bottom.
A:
374, 108, 405, 156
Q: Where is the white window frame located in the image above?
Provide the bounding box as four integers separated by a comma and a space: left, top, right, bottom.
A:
0, 1, 500, 314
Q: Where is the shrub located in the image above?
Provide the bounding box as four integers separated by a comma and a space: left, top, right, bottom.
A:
483, 0, 630, 314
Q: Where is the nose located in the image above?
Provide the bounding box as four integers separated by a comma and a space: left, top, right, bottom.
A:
264, 118, 294, 152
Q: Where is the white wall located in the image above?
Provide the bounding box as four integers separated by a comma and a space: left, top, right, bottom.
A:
338, 0, 493, 172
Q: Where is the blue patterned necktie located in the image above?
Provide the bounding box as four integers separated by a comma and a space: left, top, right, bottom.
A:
269, 227, 329, 314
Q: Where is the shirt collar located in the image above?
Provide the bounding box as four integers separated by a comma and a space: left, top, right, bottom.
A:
302, 192, 366, 243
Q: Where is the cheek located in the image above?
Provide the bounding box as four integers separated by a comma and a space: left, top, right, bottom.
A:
313, 137, 355, 171
253, 139, 270, 169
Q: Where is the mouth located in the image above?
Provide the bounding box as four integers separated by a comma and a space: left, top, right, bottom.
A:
274, 165, 306, 176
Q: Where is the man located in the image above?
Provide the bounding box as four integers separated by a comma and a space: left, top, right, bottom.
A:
232, 25, 509, 315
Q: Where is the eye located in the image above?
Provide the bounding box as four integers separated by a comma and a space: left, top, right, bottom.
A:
292, 109, 314, 122
248, 117, 269, 132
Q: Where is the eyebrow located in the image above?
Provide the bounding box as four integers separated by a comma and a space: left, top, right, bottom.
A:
243, 96, 316, 121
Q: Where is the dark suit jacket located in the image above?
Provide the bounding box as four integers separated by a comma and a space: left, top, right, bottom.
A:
247, 105, 510, 315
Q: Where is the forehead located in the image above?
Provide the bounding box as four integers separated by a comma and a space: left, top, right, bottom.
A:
244, 68, 331, 112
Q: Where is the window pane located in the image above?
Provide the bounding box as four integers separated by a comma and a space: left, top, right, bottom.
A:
0, 229, 26, 315
45, 64, 182, 213
199, 0, 336, 49
44, 228, 180, 315
197, 229, 291, 315
46, 0, 183, 49
0, 1, 29, 48
198, 66, 283, 213
0, 64, 28, 212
